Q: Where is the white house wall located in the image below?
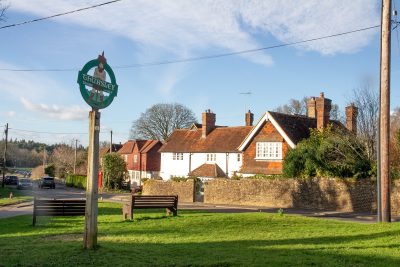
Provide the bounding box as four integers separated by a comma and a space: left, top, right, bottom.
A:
160, 152, 243, 180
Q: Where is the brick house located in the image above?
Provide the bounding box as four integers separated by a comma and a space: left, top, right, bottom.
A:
238, 92, 358, 175
118, 140, 163, 187
159, 109, 253, 179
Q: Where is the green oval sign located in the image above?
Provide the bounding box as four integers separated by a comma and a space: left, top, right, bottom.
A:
77, 54, 118, 109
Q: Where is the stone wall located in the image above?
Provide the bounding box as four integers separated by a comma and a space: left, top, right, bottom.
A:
142, 179, 195, 202
204, 178, 400, 214
142, 178, 400, 214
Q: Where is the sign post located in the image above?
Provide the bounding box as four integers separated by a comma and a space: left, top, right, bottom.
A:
77, 52, 118, 249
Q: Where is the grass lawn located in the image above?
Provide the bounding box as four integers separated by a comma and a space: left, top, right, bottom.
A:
0, 186, 32, 206
0, 202, 399, 266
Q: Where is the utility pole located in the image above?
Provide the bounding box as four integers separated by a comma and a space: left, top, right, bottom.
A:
378, 0, 392, 222
110, 130, 113, 153
42, 145, 46, 174
74, 139, 78, 174
2, 123, 8, 188
84, 110, 100, 249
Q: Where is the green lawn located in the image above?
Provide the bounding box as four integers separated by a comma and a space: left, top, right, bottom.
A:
0, 186, 32, 206
0, 202, 399, 266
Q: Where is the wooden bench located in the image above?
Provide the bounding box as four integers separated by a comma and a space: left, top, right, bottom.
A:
32, 197, 86, 226
123, 195, 178, 220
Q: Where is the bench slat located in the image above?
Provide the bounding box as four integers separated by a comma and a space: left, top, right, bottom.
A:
33, 198, 86, 226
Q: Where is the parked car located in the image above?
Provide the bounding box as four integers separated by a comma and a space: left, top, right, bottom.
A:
5, 175, 18, 185
38, 177, 56, 189
17, 178, 33, 190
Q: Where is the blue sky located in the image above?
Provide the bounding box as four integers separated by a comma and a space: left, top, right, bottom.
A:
0, 0, 397, 146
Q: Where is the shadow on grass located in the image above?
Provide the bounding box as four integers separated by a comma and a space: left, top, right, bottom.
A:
1, 231, 400, 266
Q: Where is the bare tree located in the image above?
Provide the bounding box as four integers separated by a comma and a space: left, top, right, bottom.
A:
130, 103, 197, 141
0, 0, 9, 23
275, 97, 308, 115
349, 78, 379, 161
275, 97, 342, 121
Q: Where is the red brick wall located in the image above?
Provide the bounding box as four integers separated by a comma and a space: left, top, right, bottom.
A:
241, 121, 289, 174
144, 142, 162, 171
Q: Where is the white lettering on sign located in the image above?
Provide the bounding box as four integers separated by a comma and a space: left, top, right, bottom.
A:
82, 74, 115, 93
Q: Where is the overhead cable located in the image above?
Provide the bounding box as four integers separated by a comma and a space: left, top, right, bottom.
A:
0, 25, 380, 72
0, 0, 122, 30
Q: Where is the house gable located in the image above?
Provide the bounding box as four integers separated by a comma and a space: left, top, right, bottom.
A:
240, 120, 289, 175
238, 112, 295, 151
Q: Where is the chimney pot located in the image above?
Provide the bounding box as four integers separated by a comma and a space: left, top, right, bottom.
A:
245, 110, 254, 126
202, 109, 216, 138
345, 104, 358, 134
315, 92, 331, 129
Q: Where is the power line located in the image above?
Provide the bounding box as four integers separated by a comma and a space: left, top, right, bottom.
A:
0, 0, 122, 30
9, 127, 129, 136
0, 24, 380, 72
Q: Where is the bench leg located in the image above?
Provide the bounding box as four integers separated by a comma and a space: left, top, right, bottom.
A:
32, 214, 36, 226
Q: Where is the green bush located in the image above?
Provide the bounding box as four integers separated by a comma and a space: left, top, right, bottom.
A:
66, 174, 87, 189
44, 164, 56, 177
102, 153, 128, 190
283, 127, 372, 179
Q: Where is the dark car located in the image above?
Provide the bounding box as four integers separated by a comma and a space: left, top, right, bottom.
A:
5, 175, 18, 185
17, 178, 33, 190
39, 177, 56, 189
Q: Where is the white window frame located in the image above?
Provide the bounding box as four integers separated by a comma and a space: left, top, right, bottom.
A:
206, 153, 216, 162
134, 154, 138, 163
237, 153, 241, 162
124, 155, 128, 162
255, 142, 282, 160
173, 153, 183, 160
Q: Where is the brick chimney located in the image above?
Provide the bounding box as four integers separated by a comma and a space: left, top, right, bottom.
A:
202, 109, 216, 138
245, 110, 254, 126
307, 97, 316, 118
315, 92, 332, 129
345, 103, 358, 134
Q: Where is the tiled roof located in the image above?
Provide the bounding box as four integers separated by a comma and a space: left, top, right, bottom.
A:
159, 126, 252, 153
118, 140, 161, 154
268, 111, 346, 145
100, 144, 123, 157
189, 163, 226, 178
118, 140, 135, 154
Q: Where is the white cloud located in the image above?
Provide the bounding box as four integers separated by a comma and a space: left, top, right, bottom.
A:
6, 111, 16, 117
10, 0, 379, 63
21, 97, 89, 121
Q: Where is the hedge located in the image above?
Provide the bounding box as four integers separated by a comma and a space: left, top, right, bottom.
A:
66, 174, 86, 189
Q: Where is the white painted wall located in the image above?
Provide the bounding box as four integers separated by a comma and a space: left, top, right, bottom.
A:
160, 152, 243, 180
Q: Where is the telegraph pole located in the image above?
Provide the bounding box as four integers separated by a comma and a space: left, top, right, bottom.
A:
378, 0, 392, 222
74, 139, 78, 174
1, 123, 8, 188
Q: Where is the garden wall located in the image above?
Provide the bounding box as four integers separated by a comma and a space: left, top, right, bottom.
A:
142, 178, 400, 214
205, 178, 400, 214
142, 179, 195, 202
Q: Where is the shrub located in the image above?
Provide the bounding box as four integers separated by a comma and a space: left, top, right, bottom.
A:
283, 127, 372, 179
66, 174, 86, 189
44, 164, 56, 177
102, 153, 128, 190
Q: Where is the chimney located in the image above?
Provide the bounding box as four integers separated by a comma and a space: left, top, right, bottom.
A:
202, 109, 216, 138
307, 97, 316, 118
345, 103, 358, 134
315, 92, 332, 129
245, 110, 254, 126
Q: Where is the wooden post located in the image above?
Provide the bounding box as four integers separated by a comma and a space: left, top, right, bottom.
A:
379, 0, 391, 222
2, 123, 8, 188
74, 139, 78, 174
84, 109, 100, 249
